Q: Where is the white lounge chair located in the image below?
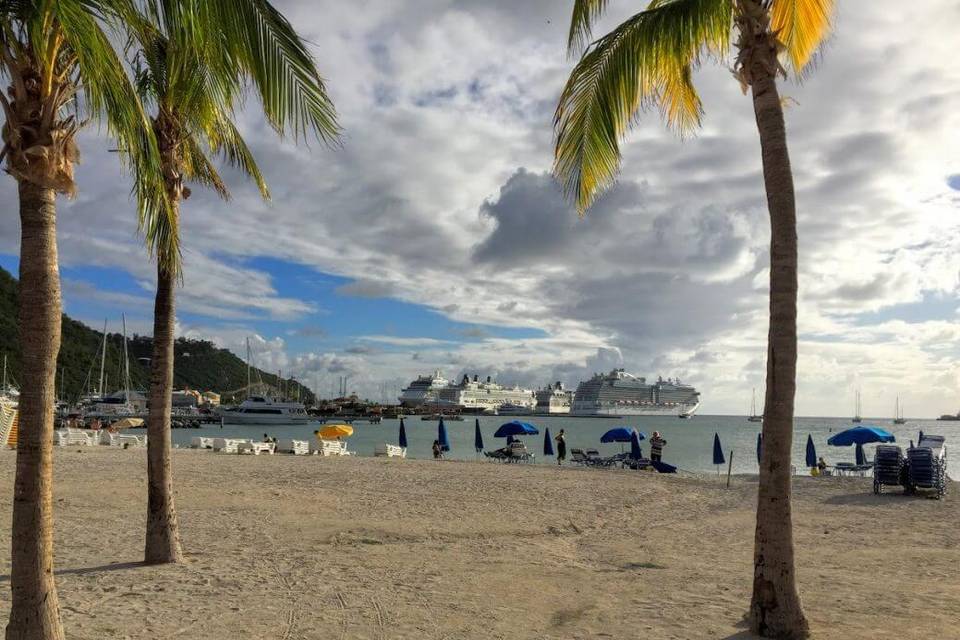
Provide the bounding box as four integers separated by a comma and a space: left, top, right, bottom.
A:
191, 436, 214, 449
276, 439, 310, 455
56, 428, 96, 447
374, 443, 407, 458
212, 438, 251, 454
311, 439, 350, 457
237, 441, 275, 455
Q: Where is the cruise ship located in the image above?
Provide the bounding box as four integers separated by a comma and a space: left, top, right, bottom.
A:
535, 382, 573, 414
438, 375, 536, 414
398, 370, 450, 407
572, 369, 701, 417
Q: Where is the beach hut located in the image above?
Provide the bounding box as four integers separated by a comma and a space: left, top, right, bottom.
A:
712, 432, 725, 474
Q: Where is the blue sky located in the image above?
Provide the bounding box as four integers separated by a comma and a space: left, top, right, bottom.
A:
1, 0, 958, 415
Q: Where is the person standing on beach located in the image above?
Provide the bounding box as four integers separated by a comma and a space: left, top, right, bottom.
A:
432, 440, 443, 460
650, 432, 666, 462
555, 429, 567, 465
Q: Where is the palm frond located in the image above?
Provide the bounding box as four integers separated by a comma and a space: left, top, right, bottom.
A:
205, 115, 269, 199
568, 0, 610, 55
181, 135, 229, 200
770, 0, 833, 72
555, 0, 733, 214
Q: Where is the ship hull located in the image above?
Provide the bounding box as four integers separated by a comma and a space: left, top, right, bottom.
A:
220, 412, 317, 425
572, 403, 700, 417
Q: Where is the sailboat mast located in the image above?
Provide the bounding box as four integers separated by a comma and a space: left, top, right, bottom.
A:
2, 354, 6, 392
246, 337, 251, 398
98, 318, 108, 395
122, 314, 130, 403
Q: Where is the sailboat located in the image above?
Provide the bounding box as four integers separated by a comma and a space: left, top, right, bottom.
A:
893, 395, 906, 424
852, 390, 862, 423
748, 388, 763, 422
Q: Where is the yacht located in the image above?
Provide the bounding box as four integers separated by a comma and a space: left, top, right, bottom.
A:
497, 402, 535, 416
220, 396, 316, 425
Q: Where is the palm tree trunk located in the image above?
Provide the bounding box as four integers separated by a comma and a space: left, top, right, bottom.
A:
144, 203, 183, 564
7, 182, 66, 640
739, 2, 809, 638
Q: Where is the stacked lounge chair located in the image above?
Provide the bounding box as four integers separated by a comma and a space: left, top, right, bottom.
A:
276, 439, 310, 455
374, 443, 406, 458
907, 436, 947, 499
237, 441, 275, 455
872, 445, 905, 494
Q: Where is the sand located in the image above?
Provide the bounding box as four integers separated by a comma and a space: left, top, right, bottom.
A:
0, 447, 957, 639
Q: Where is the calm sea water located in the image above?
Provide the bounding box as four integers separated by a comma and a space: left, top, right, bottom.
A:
140, 414, 957, 476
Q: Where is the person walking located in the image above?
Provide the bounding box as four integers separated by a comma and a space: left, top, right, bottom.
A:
650, 431, 667, 462
555, 429, 567, 465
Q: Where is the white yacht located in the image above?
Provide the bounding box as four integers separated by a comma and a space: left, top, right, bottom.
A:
497, 402, 534, 416
220, 396, 316, 425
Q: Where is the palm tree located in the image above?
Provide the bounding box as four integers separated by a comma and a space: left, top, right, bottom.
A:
126, 0, 339, 565
555, 1, 834, 637
0, 2, 166, 638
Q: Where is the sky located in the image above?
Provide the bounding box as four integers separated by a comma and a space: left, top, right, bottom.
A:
1, 0, 959, 416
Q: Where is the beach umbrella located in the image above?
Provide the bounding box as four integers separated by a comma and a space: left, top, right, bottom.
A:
629, 429, 643, 461
398, 418, 408, 449
756, 433, 763, 465
827, 425, 895, 447
318, 424, 353, 439
438, 417, 450, 452
543, 427, 554, 456
855, 442, 867, 466
712, 432, 725, 471
112, 417, 144, 429
494, 421, 539, 437
600, 427, 637, 443
805, 434, 817, 468
474, 418, 483, 452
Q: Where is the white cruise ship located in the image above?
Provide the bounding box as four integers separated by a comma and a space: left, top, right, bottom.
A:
535, 382, 573, 414
220, 396, 316, 424
572, 369, 700, 417
436, 374, 536, 414
398, 370, 450, 407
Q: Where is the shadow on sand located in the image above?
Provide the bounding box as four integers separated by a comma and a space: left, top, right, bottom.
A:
0, 561, 144, 583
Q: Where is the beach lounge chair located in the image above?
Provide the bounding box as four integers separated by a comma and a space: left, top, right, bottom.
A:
191, 436, 214, 449
276, 439, 310, 455
311, 439, 350, 457
506, 440, 535, 463
56, 428, 95, 447
907, 436, 947, 499
622, 456, 652, 470
212, 438, 251, 454
237, 441, 275, 455
374, 443, 407, 458
872, 445, 905, 494
569, 448, 589, 465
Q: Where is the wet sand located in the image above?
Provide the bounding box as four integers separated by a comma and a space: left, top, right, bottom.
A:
0, 448, 957, 639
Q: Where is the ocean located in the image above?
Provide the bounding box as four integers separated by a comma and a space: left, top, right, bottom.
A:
151, 414, 958, 477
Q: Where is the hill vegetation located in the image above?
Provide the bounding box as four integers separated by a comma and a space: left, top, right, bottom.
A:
0, 266, 314, 404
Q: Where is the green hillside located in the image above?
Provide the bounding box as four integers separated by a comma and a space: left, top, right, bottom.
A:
0, 265, 314, 405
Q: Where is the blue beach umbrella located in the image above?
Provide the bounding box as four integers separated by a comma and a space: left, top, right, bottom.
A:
805, 434, 817, 468
474, 419, 484, 452
712, 432, 725, 468
757, 433, 763, 465
601, 427, 637, 443
398, 418, 408, 449
855, 442, 867, 466
438, 417, 450, 452
494, 421, 539, 438
827, 425, 895, 447
630, 429, 643, 461
543, 427, 554, 456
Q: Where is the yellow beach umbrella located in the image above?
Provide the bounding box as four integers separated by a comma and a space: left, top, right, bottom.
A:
316, 424, 353, 439
112, 417, 145, 429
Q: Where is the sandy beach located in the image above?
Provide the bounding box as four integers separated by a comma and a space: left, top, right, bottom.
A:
0, 448, 957, 639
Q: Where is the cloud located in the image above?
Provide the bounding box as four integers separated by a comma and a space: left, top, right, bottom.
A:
335, 278, 395, 298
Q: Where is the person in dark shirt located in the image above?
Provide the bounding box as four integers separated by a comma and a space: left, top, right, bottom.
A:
650, 431, 666, 462
555, 429, 567, 465
432, 439, 443, 459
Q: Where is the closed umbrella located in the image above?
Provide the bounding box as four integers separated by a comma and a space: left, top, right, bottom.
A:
712, 432, 725, 474
398, 418, 408, 449
543, 427, 554, 456
855, 442, 867, 466
805, 434, 817, 469
438, 417, 450, 452
919, 429, 925, 444
474, 418, 483, 453
629, 429, 643, 461
756, 433, 763, 465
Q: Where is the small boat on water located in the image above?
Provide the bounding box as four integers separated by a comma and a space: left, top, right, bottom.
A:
497, 402, 534, 416
748, 388, 762, 423
893, 395, 906, 424
221, 396, 316, 425
852, 390, 862, 423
